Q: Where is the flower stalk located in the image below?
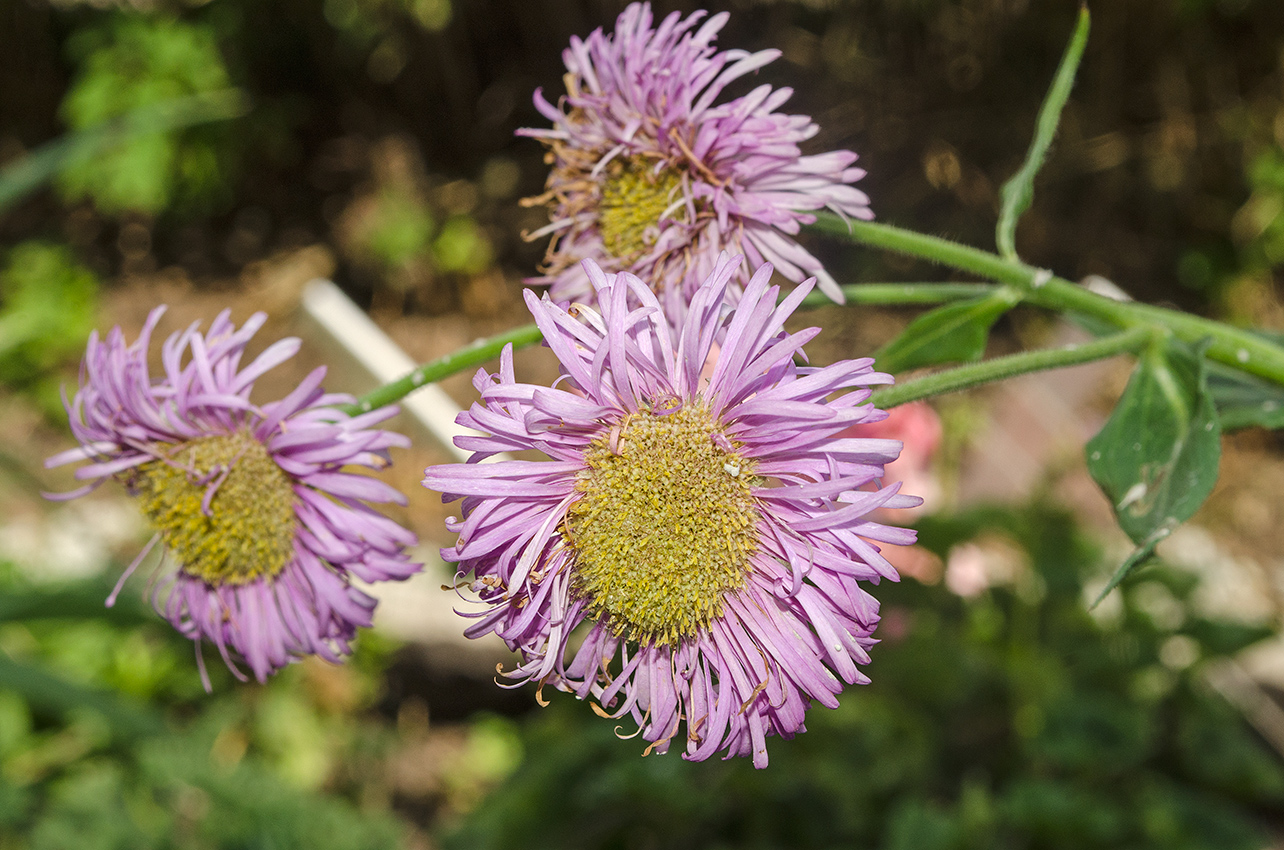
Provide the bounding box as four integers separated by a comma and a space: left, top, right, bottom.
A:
799, 282, 997, 310
346, 283, 1002, 414
812, 215, 1284, 387
871, 325, 1156, 409
344, 322, 544, 415
346, 218, 1284, 417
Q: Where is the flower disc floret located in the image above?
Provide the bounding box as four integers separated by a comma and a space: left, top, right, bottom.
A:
129, 430, 296, 586
47, 307, 421, 683
566, 402, 760, 645
424, 254, 920, 768
597, 157, 685, 262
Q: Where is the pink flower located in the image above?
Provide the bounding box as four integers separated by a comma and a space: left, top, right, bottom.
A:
47, 308, 420, 683
520, 2, 872, 323
424, 255, 918, 767
840, 401, 942, 517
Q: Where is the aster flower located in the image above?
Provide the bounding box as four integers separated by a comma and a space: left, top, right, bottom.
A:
46, 307, 419, 683
423, 255, 918, 767
520, 2, 872, 323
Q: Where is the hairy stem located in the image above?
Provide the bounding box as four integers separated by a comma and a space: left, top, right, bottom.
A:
343, 281, 1001, 412
872, 326, 1154, 409
801, 282, 998, 310
813, 215, 1284, 386
342, 323, 543, 415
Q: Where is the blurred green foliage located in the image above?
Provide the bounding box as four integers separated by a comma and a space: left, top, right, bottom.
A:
2, 0, 1284, 845
356, 187, 491, 277
0, 242, 98, 416
444, 507, 1284, 850
57, 15, 238, 215
433, 216, 492, 275
1239, 147, 1284, 270
326, 0, 453, 48
363, 187, 436, 270
342, 163, 495, 309
0, 561, 408, 849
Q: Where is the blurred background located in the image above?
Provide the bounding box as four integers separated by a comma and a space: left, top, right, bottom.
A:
5, 0, 1284, 846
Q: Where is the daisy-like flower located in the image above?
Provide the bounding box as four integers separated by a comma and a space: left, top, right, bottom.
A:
423, 255, 918, 767
520, 2, 872, 323
46, 307, 420, 683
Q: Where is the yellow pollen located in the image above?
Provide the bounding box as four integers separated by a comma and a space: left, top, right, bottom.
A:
564, 402, 760, 645
598, 157, 685, 262
127, 430, 296, 586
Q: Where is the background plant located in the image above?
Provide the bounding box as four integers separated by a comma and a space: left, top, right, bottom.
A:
444, 506, 1284, 850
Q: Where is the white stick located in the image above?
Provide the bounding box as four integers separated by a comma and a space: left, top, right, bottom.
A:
299, 278, 476, 463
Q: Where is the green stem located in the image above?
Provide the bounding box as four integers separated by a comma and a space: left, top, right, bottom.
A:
811, 216, 1028, 286
813, 215, 1284, 386
342, 322, 543, 415
801, 282, 997, 310
872, 325, 1155, 409
995, 5, 1090, 260
342, 282, 998, 413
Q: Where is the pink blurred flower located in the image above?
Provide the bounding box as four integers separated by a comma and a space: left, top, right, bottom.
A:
840, 401, 942, 516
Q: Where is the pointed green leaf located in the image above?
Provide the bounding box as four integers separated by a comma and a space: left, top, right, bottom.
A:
875, 289, 1019, 374
1085, 339, 1221, 599
996, 6, 1090, 260
1090, 526, 1172, 608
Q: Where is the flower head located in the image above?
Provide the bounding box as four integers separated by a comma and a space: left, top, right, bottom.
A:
47, 308, 419, 683
520, 2, 872, 323
423, 256, 918, 767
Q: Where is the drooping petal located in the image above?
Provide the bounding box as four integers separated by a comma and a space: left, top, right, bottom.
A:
47, 307, 421, 683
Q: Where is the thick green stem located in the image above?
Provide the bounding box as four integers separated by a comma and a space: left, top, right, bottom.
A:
342, 323, 543, 415
872, 325, 1155, 409
813, 215, 1284, 386
801, 282, 997, 310
811, 216, 1030, 286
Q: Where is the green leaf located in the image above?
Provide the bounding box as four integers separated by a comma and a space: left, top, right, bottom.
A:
1206, 360, 1284, 431
996, 6, 1091, 260
1183, 619, 1275, 657
1085, 339, 1221, 602
874, 289, 1018, 374
1090, 527, 1170, 608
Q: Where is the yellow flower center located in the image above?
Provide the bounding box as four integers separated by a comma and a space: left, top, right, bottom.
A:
128, 430, 297, 586
598, 157, 685, 262
564, 402, 760, 645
